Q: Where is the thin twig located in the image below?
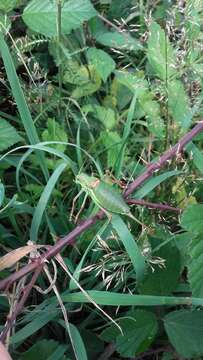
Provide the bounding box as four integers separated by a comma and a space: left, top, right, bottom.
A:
127, 199, 181, 213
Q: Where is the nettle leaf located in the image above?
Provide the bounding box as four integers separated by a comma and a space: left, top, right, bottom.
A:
63, 60, 82, 85
115, 70, 165, 137
23, 0, 97, 37
87, 48, 115, 82
0, 118, 22, 152
101, 310, 158, 358
115, 70, 148, 96
100, 131, 121, 168
138, 241, 181, 295
110, 77, 132, 110
147, 22, 177, 80
0, 183, 5, 207
139, 97, 165, 138
42, 118, 68, 152
181, 204, 203, 234
164, 310, 203, 359
187, 235, 203, 297
71, 67, 101, 99
96, 31, 142, 52
82, 104, 116, 130
168, 80, 192, 129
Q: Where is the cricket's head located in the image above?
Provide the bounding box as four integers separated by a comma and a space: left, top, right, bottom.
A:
75, 173, 100, 191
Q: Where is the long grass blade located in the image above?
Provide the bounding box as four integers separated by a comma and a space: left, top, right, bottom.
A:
0, 32, 49, 180
63, 290, 203, 307
30, 162, 67, 241
111, 214, 146, 282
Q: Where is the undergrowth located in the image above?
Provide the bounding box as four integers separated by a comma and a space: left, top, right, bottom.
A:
1, 0, 203, 359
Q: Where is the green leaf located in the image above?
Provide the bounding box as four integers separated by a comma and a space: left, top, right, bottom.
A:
71, 66, 101, 98
82, 104, 116, 130
100, 131, 121, 168
63, 63, 92, 85
138, 242, 181, 295
168, 80, 192, 129
87, 48, 115, 82
68, 323, 88, 360
147, 22, 177, 80
79, 330, 104, 357
108, 0, 132, 20
111, 214, 146, 282
0, 183, 5, 207
0, 0, 17, 12
115, 70, 165, 137
181, 204, 203, 234
115, 70, 148, 96
186, 142, 203, 174
134, 170, 182, 199
0, 118, 22, 152
42, 118, 68, 152
96, 31, 142, 52
11, 306, 59, 343
101, 310, 158, 358
139, 97, 165, 138
47, 345, 68, 360
20, 339, 64, 360
164, 310, 203, 359
23, 0, 97, 37
187, 235, 203, 297
0, 14, 11, 33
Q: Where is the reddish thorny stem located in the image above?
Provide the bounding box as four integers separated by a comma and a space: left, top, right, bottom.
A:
1, 121, 203, 342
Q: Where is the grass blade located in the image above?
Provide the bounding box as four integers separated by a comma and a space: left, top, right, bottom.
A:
133, 170, 182, 199
115, 94, 137, 177
30, 162, 67, 241
0, 32, 49, 179
111, 214, 146, 282
63, 290, 203, 307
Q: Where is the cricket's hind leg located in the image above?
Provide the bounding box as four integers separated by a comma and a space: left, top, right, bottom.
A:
74, 193, 88, 223
69, 189, 84, 222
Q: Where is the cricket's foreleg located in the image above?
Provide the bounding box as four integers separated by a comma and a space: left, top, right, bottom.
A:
69, 189, 84, 222
75, 193, 88, 223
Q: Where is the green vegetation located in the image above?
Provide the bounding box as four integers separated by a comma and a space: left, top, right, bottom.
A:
1, 1, 203, 359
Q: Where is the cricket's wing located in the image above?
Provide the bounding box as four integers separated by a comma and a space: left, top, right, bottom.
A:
93, 181, 130, 215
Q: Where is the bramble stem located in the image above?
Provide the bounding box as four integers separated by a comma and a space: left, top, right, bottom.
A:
124, 121, 203, 197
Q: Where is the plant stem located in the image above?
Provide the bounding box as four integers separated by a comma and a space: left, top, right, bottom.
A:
0, 266, 43, 343
127, 199, 181, 213
124, 121, 203, 197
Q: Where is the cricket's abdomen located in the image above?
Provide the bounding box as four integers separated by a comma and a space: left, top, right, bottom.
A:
93, 181, 130, 214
